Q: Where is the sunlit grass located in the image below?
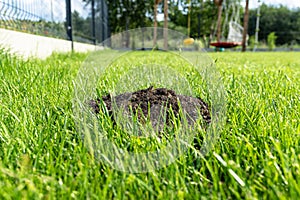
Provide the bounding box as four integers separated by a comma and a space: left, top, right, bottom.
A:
0, 49, 299, 199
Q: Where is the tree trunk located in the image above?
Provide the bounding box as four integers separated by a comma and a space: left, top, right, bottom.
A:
187, 0, 191, 37
153, 0, 162, 47
242, 0, 249, 52
125, 16, 130, 48
253, 0, 261, 51
153, 1, 158, 46
214, 0, 223, 42
163, 0, 168, 50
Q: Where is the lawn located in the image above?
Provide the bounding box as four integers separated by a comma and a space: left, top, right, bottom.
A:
0, 49, 299, 199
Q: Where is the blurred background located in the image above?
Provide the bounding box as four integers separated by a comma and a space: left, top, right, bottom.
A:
0, 0, 299, 50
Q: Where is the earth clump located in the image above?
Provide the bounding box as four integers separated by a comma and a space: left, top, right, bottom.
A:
89, 86, 211, 132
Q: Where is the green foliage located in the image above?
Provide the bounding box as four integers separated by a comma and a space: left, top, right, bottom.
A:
0, 49, 300, 199
193, 39, 204, 51
248, 4, 300, 45
267, 32, 277, 50
0, 19, 65, 39
3, 0, 300, 48
248, 35, 255, 50
76, 1, 300, 46
71, 10, 94, 42
169, 0, 218, 38
83, 0, 153, 34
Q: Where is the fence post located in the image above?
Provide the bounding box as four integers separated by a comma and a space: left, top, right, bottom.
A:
101, 0, 105, 43
91, 0, 96, 45
66, 0, 73, 51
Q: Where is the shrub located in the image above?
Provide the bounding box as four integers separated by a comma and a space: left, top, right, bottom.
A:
267, 32, 277, 51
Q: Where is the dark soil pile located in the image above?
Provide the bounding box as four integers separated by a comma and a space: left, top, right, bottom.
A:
89, 86, 210, 131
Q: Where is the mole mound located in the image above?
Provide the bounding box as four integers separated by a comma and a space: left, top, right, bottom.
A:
89, 86, 210, 132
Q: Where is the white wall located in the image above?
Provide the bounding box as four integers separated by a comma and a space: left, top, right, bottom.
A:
0, 28, 102, 59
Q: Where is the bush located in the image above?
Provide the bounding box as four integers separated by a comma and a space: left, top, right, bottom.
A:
193, 39, 204, 51
249, 35, 255, 50
267, 32, 277, 51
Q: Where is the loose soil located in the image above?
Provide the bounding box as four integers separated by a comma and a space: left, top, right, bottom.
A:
89, 86, 211, 132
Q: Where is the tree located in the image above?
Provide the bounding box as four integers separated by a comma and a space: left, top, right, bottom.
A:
214, 0, 223, 42
163, 0, 168, 49
83, 0, 153, 34
168, 0, 216, 37
187, 0, 191, 36
267, 32, 277, 50
242, 0, 249, 52
153, 0, 162, 46
248, 4, 300, 46
70, 10, 92, 42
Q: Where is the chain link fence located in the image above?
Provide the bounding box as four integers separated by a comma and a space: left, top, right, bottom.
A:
0, 0, 109, 44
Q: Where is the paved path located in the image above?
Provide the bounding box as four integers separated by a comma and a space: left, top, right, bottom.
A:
0, 28, 102, 59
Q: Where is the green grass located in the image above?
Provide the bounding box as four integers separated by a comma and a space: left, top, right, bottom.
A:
0, 49, 300, 199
